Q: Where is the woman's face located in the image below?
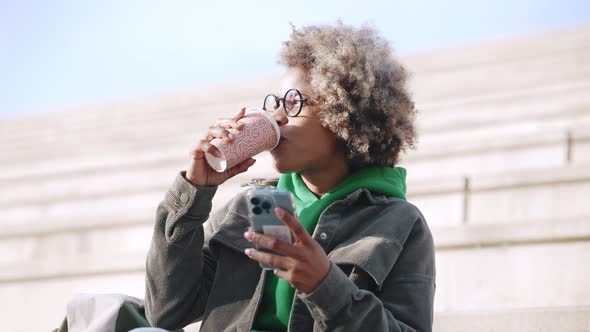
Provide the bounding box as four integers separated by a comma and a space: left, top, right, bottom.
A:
269, 67, 345, 174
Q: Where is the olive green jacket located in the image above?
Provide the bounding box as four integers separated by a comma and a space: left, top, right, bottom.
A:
145, 172, 435, 331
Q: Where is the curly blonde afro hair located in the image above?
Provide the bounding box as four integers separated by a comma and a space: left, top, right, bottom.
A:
279, 22, 417, 170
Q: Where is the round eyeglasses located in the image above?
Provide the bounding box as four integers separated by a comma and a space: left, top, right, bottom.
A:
262, 89, 308, 117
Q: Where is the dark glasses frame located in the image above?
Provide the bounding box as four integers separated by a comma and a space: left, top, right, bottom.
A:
262, 88, 308, 117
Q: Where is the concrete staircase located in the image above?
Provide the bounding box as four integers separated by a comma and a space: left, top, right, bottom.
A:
1, 24, 589, 331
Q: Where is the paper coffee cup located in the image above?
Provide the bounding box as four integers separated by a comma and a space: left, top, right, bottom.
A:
205, 108, 280, 172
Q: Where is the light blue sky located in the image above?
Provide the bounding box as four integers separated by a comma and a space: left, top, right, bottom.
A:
0, 0, 588, 117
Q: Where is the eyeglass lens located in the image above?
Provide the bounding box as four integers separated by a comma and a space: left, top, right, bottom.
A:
262, 89, 303, 116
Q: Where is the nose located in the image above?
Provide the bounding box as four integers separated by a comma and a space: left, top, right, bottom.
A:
272, 109, 289, 127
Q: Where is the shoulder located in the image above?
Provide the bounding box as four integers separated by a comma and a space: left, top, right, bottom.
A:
383, 196, 432, 243
328, 190, 434, 286
326, 188, 431, 252
348, 190, 432, 248
366, 192, 436, 275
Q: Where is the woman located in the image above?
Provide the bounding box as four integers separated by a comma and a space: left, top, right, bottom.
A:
145, 23, 435, 332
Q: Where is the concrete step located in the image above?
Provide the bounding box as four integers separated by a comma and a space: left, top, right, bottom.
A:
407, 24, 590, 102
2, 74, 588, 172
2, 213, 589, 282
1, 217, 589, 330
2, 73, 587, 140
436, 236, 590, 309
0, 77, 278, 138
0, 101, 580, 174
1, 114, 587, 192
0, 97, 258, 154
409, 163, 590, 227
1, 170, 588, 330
434, 222, 590, 312
1, 79, 588, 165
433, 306, 590, 332
0, 151, 276, 224
401, 129, 570, 180
0, 272, 146, 332
0, 176, 253, 229
406, 121, 589, 178
410, 46, 589, 103
405, 24, 589, 74
417, 112, 590, 155
417, 80, 590, 134
573, 126, 590, 163
407, 163, 590, 227
467, 164, 590, 224
1, 150, 589, 231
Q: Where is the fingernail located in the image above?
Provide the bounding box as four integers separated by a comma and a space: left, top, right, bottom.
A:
244, 231, 254, 241
244, 248, 252, 256
275, 208, 284, 217
228, 133, 235, 140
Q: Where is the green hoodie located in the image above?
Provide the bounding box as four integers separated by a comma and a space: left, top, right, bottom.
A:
252, 166, 407, 331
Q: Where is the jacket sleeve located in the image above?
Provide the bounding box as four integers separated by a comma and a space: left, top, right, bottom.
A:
298, 217, 436, 332
144, 171, 221, 330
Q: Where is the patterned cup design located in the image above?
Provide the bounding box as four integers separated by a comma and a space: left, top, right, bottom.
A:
205, 108, 280, 172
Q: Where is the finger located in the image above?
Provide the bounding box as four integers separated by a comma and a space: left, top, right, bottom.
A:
273, 269, 295, 288
216, 118, 243, 131
199, 140, 222, 158
189, 143, 205, 160
244, 248, 290, 270
244, 230, 299, 258
275, 207, 311, 244
208, 126, 232, 142
215, 118, 233, 127
225, 119, 244, 131
202, 132, 214, 142
232, 107, 246, 122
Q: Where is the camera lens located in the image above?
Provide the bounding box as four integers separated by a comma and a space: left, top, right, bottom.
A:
261, 201, 271, 210
250, 197, 260, 205
252, 207, 262, 215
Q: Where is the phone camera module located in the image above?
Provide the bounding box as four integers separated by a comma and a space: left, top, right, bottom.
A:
252, 206, 262, 215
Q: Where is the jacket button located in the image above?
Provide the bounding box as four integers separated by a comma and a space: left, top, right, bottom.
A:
320, 232, 328, 240
180, 193, 189, 204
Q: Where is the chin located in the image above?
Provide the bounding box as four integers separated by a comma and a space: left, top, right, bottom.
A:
271, 157, 291, 174
270, 153, 298, 174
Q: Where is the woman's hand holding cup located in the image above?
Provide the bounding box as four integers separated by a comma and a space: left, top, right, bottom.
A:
186, 108, 257, 187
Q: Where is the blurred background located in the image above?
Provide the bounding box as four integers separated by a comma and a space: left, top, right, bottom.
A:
1, 0, 589, 331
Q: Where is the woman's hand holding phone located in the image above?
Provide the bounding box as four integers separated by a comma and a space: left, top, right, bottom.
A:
244, 207, 331, 294
186, 107, 256, 187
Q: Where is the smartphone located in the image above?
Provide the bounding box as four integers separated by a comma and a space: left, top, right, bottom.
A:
246, 188, 296, 270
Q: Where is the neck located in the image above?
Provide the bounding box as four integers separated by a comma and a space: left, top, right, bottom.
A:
300, 159, 350, 198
